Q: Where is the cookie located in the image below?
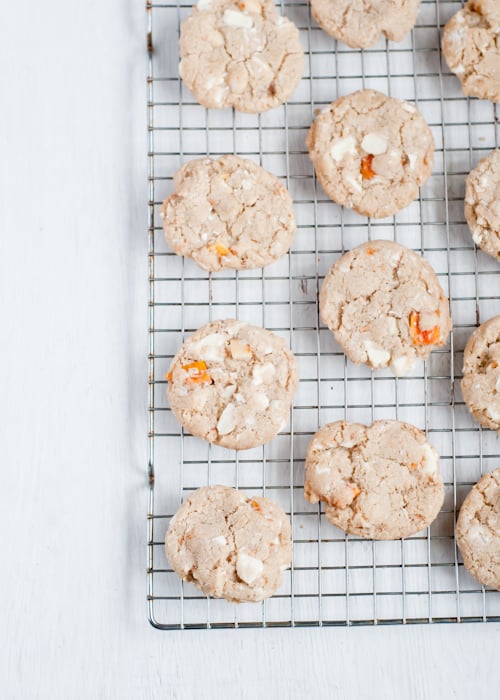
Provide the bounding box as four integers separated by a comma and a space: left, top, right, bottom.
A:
465, 149, 500, 260
456, 469, 500, 591
319, 240, 451, 376
309, 0, 421, 49
442, 0, 500, 103
461, 315, 500, 432
167, 319, 299, 450
160, 156, 296, 272
304, 420, 444, 540
306, 89, 434, 218
165, 485, 292, 602
178, 0, 304, 113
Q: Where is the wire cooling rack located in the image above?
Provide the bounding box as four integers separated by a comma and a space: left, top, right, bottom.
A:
146, 0, 500, 629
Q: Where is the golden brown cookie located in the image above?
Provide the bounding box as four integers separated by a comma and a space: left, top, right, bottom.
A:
165, 486, 292, 602
167, 320, 299, 450
319, 240, 451, 376
160, 156, 296, 272
457, 469, 500, 591
179, 0, 304, 112
307, 89, 434, 218
304, 420, 444, 540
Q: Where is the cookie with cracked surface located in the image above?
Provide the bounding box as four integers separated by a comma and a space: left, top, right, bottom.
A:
309, 0, 421, 49
304, 420, 444, 540
442, 0, 500, 103
465, 149, 500, 260
167, 319, 299, 450
178, 0, 304, 113
456, 469, 500, 591
165, 485, 292, 602
319, 240, 451, 376
160, 156, 296, 272
461, 315, 500, 431
306, 89, 434, 218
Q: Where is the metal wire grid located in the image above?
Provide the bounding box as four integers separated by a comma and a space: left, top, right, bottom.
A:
147, 0, 500, 629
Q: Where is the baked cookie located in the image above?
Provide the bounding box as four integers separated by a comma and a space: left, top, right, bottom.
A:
319, 240, 451, 376
310, 0, 421, 49
167, 319, 299, 450
456, 469, 500, 591
304, 420, 444, 540
165, 485, 292, 602
442, 0, 500, 103
178, 0, 304, 113
465, 149, 500, 260
160, 156, 296, 272
307, 90, 434, 218
461, 315, 500, 431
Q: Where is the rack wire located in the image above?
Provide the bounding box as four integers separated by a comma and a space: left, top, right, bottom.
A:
147, 0, 500, 629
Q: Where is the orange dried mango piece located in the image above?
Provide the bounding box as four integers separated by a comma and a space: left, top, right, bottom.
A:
360, 154, 376, 180
215, 243, 230, 256
352, 487, 361, 499
250, 499, 262, 512
409, 311, 441, 346
166, 370, 173, 382
181, 360, 212, 384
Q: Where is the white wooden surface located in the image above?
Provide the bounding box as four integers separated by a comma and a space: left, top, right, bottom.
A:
1, 1, 499, 697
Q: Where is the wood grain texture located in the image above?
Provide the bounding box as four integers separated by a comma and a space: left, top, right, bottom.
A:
0, 1, 499, 698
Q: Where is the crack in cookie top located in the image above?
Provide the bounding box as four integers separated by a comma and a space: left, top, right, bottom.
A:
160, 156, 296, 272
307, 90, 435, 218
456, 469, 500, 591
304, 420, 444, 540
442, 0, 500, 103
319, 240, 451, 376
167, 319, 299, 450
178, 0, 304, 113
461, 315, 500, 432
465, 149, 500, 260
309, 0, 421, 49
165, 485, 292, 602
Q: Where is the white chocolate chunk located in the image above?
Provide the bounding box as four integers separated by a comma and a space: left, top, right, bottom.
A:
364, 340, 390, 368
390, 355, 414, 377
242, 0, 262, 12
229, 337, 253, 360
253, 362, 276, 385
222, 9, 253, 28
408, 153, 418, 170
361, 132, 388, 155
345, 175, 362, 192
211, 535, 227, 545
236, 553, 263, 584
191, 333, 227, 362
253, 393, 270, 410
495, 376, 500, 393
472, 230, 484, 245
315, 465, 331, 475
330, 136, 357, 162
421, 443, 439, 475
487, 407, 500, 422
217, 403, 236, 434
222, 384, 236, 400
468, 523, 492, 545
197, 0, 212, 8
